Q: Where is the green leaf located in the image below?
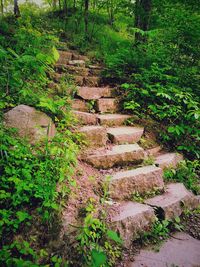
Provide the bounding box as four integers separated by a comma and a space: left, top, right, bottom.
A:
52, 46, 60, 62
16, 211, 30, 222
168, 126, 175, 133
107, 230, 123, 244
91, 249, 107, 267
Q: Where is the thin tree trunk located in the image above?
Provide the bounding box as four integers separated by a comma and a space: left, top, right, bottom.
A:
63, 0, 67, 15
14, 0, 20, 17
53, 0, 57, 10
84, 0, 89, 36
0, 0, 3, 16
135, 0, 152, 42
58, 0, 61, 11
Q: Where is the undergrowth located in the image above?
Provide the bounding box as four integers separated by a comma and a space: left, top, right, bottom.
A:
0, 122, 79, 265
164, 160, 200, 195
76, 198, 122, 267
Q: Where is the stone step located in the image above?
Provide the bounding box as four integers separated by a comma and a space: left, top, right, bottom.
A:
78, 125, 107, 147
52, 73, 101, 87
107, 126, 144, 144
73, 111, 97, 125
74, 75, 84, 86
57, 51, 73, 64
89, 67, 102, 76
64, 66, 90, 76
146, 146, 162, 157
145, 183, 199, 220
53, 72, 63, 82
97, 114, 132, 126
88, 64, 102, 70
96, 98, 118, 113
72, 99, 89, 112
55, 64, 89, 76
77, 86, 113, 100
111, 202, 156, 247
85, 143, 145, 169
84, 76, 101, 87
72, 53, 89, 62
68, 60, 85, 67
109, 165, 164, 200
155, 153, 183, 169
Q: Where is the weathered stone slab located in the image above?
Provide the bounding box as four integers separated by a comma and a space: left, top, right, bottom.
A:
89, 67, 102, 76
79, 126, 107, 147
57, 51, 73, 64
97, 114, 132, 126
130, 232, 200, 267
77, 87, 113, 100
73, 111, 97, 125
72, 53, 89, 62
96, 98, 118, 113
68, 60, 85, 67
63, 65, 89, 76
74, 75, 84, 86
53, 72, 63, 82
4, 105, 56, 144
72, 99, 89, 112
110, 166, 164, 200
155, 153, 183, 169
111, 202, 156, 247
146, 146, 162, 157
107, 126, 144, 144
145, 183, 198, 220
85, 144, 145, 169
84, 76, 101, 87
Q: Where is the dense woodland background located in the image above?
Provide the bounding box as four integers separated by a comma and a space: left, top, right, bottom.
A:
0, 0, 200, 266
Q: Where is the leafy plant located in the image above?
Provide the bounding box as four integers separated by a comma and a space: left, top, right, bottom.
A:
121, 64, 200, 159
0, 121, 78, 265
164, 160, 200, 195
76, 199, 122, 267
131, 188, 162, 203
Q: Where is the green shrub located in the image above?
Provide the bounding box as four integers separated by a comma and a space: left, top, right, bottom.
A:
0, 122, 78, 265
121, 64, 200, 159
0, 16, 59, 110
164, 160, 200, 195
76, 199, 122, 267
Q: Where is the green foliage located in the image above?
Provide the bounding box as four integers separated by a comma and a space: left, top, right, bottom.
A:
0, 15, 59, 110
77, 199, 122, 267
142, 217, 184, 244
144, 219, 170, 242
0, 122, 78, 265
122, 64, 200, 159
98, 0, 200, 160
164, 160, 200, 195
131, 188, 162, 203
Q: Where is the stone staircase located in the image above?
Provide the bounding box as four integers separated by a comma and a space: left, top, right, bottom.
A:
56, 50, 200, 248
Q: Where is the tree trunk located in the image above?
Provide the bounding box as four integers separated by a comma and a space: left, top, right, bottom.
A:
135, 0, 152, 42
0, 0, 3, 16
58, 0, 61, 11
53, 0, 57, 10
107, 0, 115, 26
84, 0, 89, 36
14, 0, 20, 17
63, 0, 67, 15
